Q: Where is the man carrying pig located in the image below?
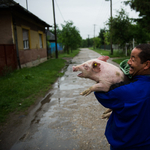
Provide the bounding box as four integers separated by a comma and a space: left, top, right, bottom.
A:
95, 44, 150, 150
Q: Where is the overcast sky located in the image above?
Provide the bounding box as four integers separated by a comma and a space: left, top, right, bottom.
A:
14, 0, 139, 39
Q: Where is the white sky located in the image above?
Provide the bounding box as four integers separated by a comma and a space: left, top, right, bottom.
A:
14, 0, 139, 39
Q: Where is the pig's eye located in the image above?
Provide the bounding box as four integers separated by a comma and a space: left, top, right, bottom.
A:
93, 63, 97, 68
94, 63, 97, 67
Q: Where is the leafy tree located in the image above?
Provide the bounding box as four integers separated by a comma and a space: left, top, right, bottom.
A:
58, 21, 82, 54
81, 39, 88, 47
130, 24, 150, 44
124, 0, 150, 32
81, 38, 94, 48
98, 28, 106, 45
103, 31, 110, 45
94, 37, 101, 48
49, 24, 61, 37
107, 8, 133, 47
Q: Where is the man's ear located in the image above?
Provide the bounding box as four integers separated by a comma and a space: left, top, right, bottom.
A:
92, 61, 100, 72
144, 60, 150, 70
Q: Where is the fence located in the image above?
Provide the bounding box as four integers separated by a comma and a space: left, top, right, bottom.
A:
100, 45, 111, 50
0, 44, 17, 75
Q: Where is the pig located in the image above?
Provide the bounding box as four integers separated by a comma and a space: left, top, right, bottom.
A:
72, 55, 125, 96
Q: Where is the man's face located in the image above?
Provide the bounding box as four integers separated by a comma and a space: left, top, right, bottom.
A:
128, 48, 146, 76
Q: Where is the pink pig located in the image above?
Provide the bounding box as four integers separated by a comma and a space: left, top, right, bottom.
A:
72, 56, 125, 96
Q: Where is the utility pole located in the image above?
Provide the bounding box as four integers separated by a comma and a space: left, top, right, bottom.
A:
110, 0, 113, 55
26, 0, 28, 10
94, 24, 96, 49
88, 35, 89, 47
133, 38, 135, 49
105, 0, 113, 55
52, 0, 58, 58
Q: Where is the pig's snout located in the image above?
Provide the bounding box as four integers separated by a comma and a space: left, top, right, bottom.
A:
73, 66, 78, 72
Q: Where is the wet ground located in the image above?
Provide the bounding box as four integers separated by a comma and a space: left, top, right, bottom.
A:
1, 48, 120, 150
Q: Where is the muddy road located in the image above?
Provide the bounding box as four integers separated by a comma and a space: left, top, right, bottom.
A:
1, 48, 119, 150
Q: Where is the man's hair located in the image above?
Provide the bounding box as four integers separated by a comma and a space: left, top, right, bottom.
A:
136, 44, 150, 64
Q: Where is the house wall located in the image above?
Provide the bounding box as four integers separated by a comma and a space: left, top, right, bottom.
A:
0, 10, 13, 44
0, 9, 48, 68
12, 12, 47, 67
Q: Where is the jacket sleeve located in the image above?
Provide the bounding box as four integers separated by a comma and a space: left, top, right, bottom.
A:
94, 88, 124, 110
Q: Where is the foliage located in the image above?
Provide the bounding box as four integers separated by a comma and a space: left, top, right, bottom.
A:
58, 21, 82, 53
103, 31, 110, 45
94, 37, 101, 48
90, 48, 130, 58
113, 58, 130, 64
130, 24, 150, 43
81, 38, 93, 48
124, 0, 150, 32
49, 24, 61, 36
58, 49, 80, 58
98, 28, 106, 45
107, 8, 133, 47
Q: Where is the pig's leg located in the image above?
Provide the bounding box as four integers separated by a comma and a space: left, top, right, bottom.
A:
80, 82, 111, 96
80, 87, 93, 96
102, 108, 112, 119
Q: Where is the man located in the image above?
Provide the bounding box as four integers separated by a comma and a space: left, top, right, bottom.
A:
95, 44, 150, 150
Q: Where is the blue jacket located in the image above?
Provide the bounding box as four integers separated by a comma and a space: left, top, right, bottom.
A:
95, 75, 150, 150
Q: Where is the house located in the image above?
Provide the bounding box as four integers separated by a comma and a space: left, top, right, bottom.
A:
46, 31, 63, 57
0, 0, 52, 73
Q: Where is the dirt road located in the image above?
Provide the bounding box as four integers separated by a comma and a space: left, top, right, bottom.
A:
1, 48, 120, 150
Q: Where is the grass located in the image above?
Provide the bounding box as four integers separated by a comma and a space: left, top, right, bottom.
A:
0, 49, 80, 123
113, 58, 130, 64
59, 49, 80, 58
90, 47, 130, 64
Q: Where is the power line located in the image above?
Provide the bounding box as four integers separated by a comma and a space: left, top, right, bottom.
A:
55, 0, 65, 22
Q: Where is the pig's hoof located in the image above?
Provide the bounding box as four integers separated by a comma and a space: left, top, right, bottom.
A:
102, 109, 112, 119
80, 90, 91, 96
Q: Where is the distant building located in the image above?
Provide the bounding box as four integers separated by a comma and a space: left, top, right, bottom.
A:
46, 31, 63, 57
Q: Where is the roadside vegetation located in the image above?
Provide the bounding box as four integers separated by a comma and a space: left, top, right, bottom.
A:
0, 49, 80, 123
91, 48, 130, 64
81, 1, 150, 56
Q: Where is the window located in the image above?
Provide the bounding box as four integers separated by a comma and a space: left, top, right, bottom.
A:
39, 34, 43, 48
23, 29, 29, 49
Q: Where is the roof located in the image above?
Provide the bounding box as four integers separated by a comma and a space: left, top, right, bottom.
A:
0, 0, 52, 27
46, 31, 55, 41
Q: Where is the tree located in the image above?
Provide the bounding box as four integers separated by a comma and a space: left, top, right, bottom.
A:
58, 21, 82, 54
98, 28, 106, 45
103, 31, 110, 45
106, 8, 133, 47
124, 0, 150, 32
130, 24, 150, 44
81, 38, 94, 48
94, 37, 101, 48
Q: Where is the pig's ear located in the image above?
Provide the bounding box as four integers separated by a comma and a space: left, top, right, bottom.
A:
92, 61, 100, 73
97, 56, 109, 62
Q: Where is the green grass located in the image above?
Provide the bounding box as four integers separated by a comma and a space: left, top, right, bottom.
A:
113, 58, 130, 64
90, 47, 129, 57
0, 49, 80, 123
90, 47, 130, 64
59, 49, 80, 58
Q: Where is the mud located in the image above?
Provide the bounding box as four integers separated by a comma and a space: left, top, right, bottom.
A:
0, 48, 120, 150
